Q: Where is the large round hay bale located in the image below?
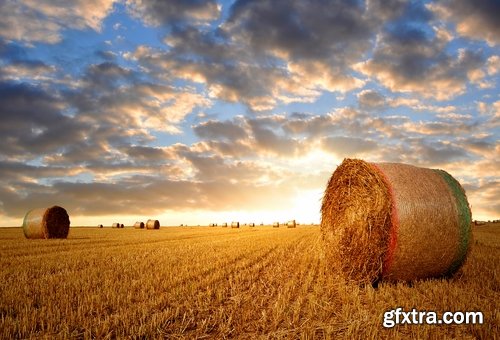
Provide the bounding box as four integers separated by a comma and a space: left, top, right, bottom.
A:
146, 219, 160, 229
112, 223, 120, 228
231, 221, 240, 228
321, 158, 472, 283
134, 221, 144, 229
287, 220, 296, 228
23, 206, 70, 239
272, 222, 279, 228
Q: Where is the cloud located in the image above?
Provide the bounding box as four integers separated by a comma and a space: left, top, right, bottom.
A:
321, 136, 378, 158
193, 119, 248, 141
0, 81, 87, 159
357, 89, 387, 110
129, 0, 398, 111
0, 0, 116, 44
356, 25, 486, 100
430, 0, 500, 45
126, 0, 220, 27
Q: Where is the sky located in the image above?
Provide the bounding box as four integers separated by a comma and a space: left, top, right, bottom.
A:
0, 0, 498, 227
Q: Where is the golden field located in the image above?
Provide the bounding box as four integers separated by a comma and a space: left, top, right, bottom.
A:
0, 224, 498, 339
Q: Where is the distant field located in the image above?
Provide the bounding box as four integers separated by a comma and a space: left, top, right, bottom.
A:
0, 224, 498, 339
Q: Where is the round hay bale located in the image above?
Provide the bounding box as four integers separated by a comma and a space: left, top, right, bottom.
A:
231, 221, 240, 228
98, 224, 103, 228
222, 222, 227, 227
273, 222, 279, 228
134, 221, 145, 229
287, 220, 296, 228
321, 158, 472, 283
120, 223, 124, 228
22, 206, 70, 239
112, 223, 120, 228
146, 219, 160, 229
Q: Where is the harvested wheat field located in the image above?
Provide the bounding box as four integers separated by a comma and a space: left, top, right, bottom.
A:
0, 224, 498, 339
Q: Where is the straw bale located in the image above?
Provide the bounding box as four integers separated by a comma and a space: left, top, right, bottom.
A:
23, 206, 70, 239
321, 158, 472, 283
146, 219, 160, 229
134, 221, 145, 229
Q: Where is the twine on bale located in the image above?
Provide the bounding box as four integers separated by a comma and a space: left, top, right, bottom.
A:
321, 158, 472, 283
23, 206, 70, 239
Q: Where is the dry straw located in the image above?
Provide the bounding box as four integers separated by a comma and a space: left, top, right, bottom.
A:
231, 221, 240, 228
321, 158, 472, 283
23, 206, 70, 239
98, 224, 103, 228
134, 221, 145, 229
287, 220, 296, 228
273, 222, 279, 228
146, 219, 160, 229
112, 223, 120, 228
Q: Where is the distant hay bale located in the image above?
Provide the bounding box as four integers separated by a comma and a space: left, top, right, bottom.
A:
120, 223, 124, 228
321, 158, 472, 283
146, 219, 160, 229
249, 223, 255, 227
231, 221, 240, 228
112, 223, 120, 228
222, 222, 228, 227
98, 224, 103, 228
134, 221, 145, 229
287, 220, 296, 228
273, 222, 279, 228
23, 206, 70, 239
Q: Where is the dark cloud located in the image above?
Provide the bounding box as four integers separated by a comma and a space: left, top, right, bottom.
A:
227, 0, 374, 61
357, 90, 386, 110
431, 0, 500, 45
194, 119, 248, 141
0, 82, 86, 158
357, 22, 486, 100
127, 0, 220, 27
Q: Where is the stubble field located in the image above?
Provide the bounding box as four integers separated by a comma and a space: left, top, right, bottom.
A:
0, 224, 498, 339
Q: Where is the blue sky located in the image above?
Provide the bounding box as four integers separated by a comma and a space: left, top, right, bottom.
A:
0, 0, 498, 226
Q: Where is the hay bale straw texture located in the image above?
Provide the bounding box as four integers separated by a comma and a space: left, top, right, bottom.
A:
146, 219, 160, 229
23, 206, 70, 239
321, 158, 472, 283
287, 220, 296, 228
112, 223, 120, 228
134, 221, 145, 229
231, 221, 240, 228
273, 222, 279, 228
